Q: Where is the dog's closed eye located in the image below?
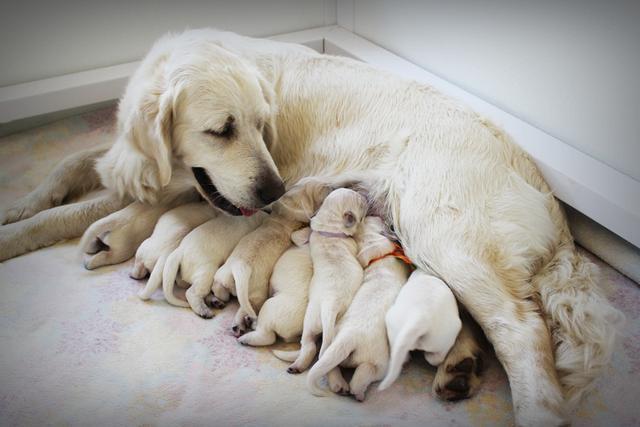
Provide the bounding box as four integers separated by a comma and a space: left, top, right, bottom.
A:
204, 115, 235, 139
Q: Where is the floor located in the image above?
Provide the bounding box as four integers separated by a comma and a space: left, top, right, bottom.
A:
0, 106, 639, 427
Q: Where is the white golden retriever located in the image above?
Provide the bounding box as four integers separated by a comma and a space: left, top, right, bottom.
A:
237, 231, 313, 346
161, 211, 266, 318
274, 188, 368, 373
213, 178, 332, 336
378, 269, 462, 391
0, 28, 624, 425
134, 202, 216, 299
306, 216, 412, 401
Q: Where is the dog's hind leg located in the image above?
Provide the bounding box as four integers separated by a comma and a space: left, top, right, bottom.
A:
237, 328, 276, 346
186, 272, 216, 319
327, 368, 349, 395
287, 328, 318, 374
349, 362, 379, 402
1, 146, 107, 225
432, 312, 485, 401
0, 192, 128, 261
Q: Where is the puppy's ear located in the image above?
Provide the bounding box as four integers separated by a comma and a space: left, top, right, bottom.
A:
343, 211, 356, 228
97, 67, 175, 202
291, 227, 311, 247
257, 74, 278, 151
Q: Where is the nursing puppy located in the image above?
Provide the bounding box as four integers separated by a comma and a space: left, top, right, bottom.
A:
306, 216, 411, 400
79, 198, 194, 270
378, 269, 462, 391
277, 188, 367, 374
237, 227, 313, 346
134, 202, 215, 299
213, 178, 331, 336
161, 212, 266, 318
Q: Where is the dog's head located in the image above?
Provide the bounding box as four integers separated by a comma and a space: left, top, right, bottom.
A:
310, 188, 368, 236
97, 37, 283, 216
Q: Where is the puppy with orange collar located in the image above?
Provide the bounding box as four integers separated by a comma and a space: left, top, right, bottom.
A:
306, 216, 412, 400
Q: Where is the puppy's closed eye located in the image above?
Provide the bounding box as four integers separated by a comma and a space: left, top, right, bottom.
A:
343, 211, 356, 228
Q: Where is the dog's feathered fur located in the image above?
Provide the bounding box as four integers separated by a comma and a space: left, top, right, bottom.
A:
0, 29, 623, 425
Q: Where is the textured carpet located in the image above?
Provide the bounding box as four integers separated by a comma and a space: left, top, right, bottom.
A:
1, 106, 638, 427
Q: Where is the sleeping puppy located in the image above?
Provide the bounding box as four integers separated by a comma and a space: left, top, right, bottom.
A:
79, 196, 195, 270
237, 227, 313, 346
378, 269, 462, 391
213, 178, 331, 336
161, 212, 266, 318
306, 216, 412, 400
134, 202, 216, 299
275, 188, 367, 374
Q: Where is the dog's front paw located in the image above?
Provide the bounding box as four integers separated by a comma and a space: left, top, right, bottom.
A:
204, 294, 226, 309
0, 194, 55, 225
433, 353, 484, 401
81, 224, 134, 270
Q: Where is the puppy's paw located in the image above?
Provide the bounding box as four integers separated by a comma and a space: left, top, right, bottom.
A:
204, 294, 226, 309
328, 374, 350, 395
351, 391, 366, 402
243, 314, 257, 331
433, 353, 484, 401
231, 324, 246, 338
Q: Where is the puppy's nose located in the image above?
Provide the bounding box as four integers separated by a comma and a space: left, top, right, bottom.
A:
256, 176, 285, 205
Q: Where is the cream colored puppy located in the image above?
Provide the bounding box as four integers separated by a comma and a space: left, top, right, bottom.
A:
306, 216, 411, 400
237, 227, 313, 346
378, 269, 462, 391
161, 212, 266, 318
213, 179, 331, 336
277, 188, 367, 374
134, 202, 216, 299
79, 198, 192, 270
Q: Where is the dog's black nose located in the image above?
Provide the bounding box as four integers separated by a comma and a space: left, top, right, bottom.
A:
256, 176, 285, 205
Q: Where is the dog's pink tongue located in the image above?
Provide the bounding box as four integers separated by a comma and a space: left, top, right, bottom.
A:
240, 208, 257, 217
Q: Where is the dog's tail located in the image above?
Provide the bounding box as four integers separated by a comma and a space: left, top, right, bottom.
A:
162, 248, 189, 308
138, 253, 167, 300
319, 302, 339, 357
307, 334, 353, 396
233, 260, 258, 320
378, 315, 421, 391
533, 238, 625, 407
272, 349, 300, 362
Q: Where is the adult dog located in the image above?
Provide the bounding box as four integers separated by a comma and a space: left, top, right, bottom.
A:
0, 29, 622, 425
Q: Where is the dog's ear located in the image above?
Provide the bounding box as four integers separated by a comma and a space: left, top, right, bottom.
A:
343, 211, 356, 228
97, 65, 175, 202
257, 74, 278, 151
291, 227, 311, 247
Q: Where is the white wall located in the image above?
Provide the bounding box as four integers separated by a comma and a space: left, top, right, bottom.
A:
0, 0, 336, 87
339, 0, 640, 182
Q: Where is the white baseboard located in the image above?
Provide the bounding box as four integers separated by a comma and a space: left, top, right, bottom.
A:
1, 25, 638, 249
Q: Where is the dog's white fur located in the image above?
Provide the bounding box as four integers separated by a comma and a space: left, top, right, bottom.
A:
378, 269, 462, 391
161, 212, 266, 318
78, 196, 194, 270
133, 202, 215, 299
237, 229, 313, 346
213, 178, 332, 335
278, 188, 367, 374
1, 29, 624, 425
306, 216, 411, 401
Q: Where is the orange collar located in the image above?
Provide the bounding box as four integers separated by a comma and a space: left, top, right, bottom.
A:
367, 243, 414, 268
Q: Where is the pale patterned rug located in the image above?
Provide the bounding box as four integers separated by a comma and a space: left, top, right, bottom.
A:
1, 106, 638, 426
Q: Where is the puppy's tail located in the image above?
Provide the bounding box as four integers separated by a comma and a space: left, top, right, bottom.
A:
319, 302, 339, 357
272, 349, 300, 362
307, 335, 353, 396
233, 260, 258, 320
378, 316, 421, 391
162, 248, 189, 308
138, 253, 167, 300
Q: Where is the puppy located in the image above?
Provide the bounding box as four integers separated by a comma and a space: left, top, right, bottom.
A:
306, 216, 412, 400
378, 269, 462, 391
213, 178, 331, 336
275, 188, 367, 374
134, 202, 216, 299
161, 212, 266, 318
237, 227, 313, 346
